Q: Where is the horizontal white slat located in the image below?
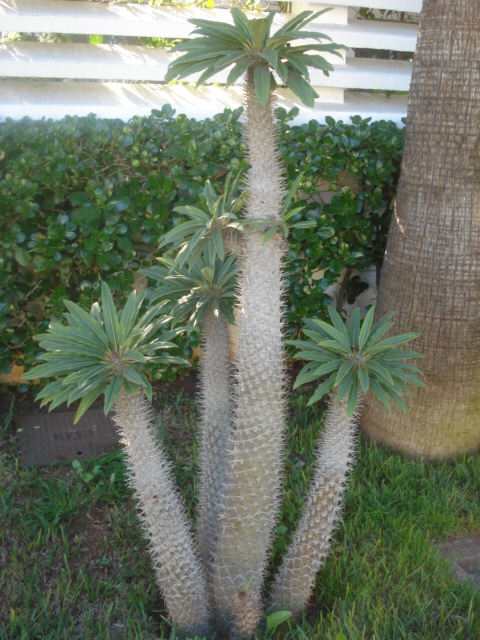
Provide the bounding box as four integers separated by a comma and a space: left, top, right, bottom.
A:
0, 79, 408, 124
1, 43, 170, 83
1, 0, 418, 51
0, 42, 412, 91
323, 57, 412, 91
0, 0, 346, 37
320, 20, 417, 50
294, 0, 422, 10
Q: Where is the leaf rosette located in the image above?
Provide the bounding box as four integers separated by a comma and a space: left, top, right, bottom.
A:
290, 306, 425, 416
23, 282, 187, 422
166, 8, 345, 108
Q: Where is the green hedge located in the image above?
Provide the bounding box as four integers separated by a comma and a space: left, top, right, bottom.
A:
0, 105, 404, 378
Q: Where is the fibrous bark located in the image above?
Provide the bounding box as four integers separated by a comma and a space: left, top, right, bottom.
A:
361, 0, 480, 458
113, 391, 211, 637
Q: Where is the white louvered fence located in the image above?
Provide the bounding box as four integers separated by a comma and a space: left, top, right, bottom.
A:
0, 0, 422, 123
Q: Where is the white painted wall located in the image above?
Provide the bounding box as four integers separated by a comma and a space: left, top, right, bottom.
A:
0, 0, 420, 123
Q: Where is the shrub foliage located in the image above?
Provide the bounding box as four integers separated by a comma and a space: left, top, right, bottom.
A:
0, 106, 404, 376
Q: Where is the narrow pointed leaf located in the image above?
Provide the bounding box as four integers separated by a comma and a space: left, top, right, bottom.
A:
104, 375, 123, 414
348, 308, 361, 348
327, 306, 351, 348
364, 311, 396, 348
357, 305, 375, 350
307, 373, 336, 406
337, 367, 356, 401
74, 384, 106, 424
101, 282, 122, 349
346, 375, 359, 417
357, 366, 370, 394
63, 300, 109, 350
285, 71, 318, 107
119, 290, 142, 340
253, 64, 273, 106
334, 360, 354, 387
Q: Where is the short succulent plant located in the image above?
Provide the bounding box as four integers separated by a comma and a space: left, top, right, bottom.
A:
269, 306, 424, 616
23, 283, 211, 636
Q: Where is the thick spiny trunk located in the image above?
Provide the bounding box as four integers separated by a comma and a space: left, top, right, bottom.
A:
361, 0, 480, 458
269, 397, 358, 616
212, 67, 287, 632
196, 310, 232, 585
112, 391, 211, 637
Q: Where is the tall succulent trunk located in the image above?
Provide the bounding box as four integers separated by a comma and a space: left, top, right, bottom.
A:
196, 309, 232, 584
112, 390, 211, 637
212, 67, 287, 633
361, 0, 480, 458
269, 397, 358, 616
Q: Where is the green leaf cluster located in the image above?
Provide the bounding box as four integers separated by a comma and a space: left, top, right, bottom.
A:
0, 109, 404, 378
279, 113, 404, 335
23, 282, 186, 422
142, 247, 238, 327
290, 306, 424, 416
159, 172, 248, 267
166, 8, 344, 107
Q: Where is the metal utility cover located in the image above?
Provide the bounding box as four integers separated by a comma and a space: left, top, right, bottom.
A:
16, 410, 122, 467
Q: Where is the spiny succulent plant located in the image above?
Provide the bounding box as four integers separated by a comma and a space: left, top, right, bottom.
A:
143, 248, 238, 590
166, 8, 344, 635
23, 283, 212, 637
269, 306, 424, 616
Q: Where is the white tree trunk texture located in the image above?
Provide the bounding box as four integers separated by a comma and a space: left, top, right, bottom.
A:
212, 69, 287, 632
212, 231, 286, 631
196, 310, 233, 585
269, 397, 358, 616
112, 391, 211, 637
361, 0, 480, 459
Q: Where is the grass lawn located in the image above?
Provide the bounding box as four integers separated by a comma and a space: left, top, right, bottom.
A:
1, 384, 479, 639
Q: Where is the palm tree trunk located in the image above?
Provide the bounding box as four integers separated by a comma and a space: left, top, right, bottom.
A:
212, 67, 287, 632
112, 390, 212, 637
361, 0, 480, 459
269, 397, 358, 616
196, 309, 232, 585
